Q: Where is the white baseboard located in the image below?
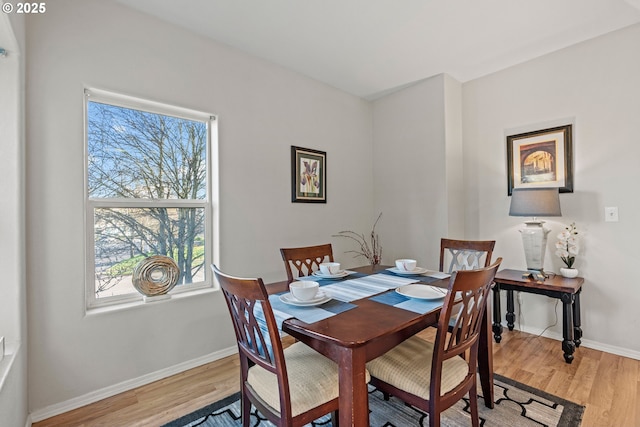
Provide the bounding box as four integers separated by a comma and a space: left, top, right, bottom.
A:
506, 323, 640, 361
29, 346, 238, 423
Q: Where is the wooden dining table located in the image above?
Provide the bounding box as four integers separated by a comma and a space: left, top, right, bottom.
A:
267, 264, 495, 426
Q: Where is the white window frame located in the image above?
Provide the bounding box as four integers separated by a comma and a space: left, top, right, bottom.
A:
84, 88, 219, 309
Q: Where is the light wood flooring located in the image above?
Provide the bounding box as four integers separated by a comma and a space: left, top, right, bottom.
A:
33, 330, 640, 426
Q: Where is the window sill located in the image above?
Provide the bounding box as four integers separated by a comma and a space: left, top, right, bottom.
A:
85, 287, 218, 316
0, 341, 20, 394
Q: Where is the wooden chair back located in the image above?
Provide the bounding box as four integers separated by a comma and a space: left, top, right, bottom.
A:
280, 244, 334, 283
212, 265, 294, 423
437, 258, 501, 364
213, 265, 282, 371
431, 258, 502, 421
439, 238, 495, 273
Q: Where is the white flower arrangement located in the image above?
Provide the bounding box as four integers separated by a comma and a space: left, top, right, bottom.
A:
555, 222, 579, 268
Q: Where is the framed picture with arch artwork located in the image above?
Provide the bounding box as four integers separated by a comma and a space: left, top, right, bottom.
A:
506, 124, 573, 196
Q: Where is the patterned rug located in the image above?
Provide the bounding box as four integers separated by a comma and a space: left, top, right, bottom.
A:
164, 374, 583, 427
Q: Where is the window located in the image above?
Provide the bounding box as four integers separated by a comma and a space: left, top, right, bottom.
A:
84, 88, 218, 308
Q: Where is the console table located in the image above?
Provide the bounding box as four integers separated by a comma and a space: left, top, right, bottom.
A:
492, 269, 584, 363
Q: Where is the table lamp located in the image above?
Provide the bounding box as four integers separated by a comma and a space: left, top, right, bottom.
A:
509, 188, 562, 280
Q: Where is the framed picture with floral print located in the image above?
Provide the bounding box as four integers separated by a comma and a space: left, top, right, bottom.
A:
507, 124, 573, 196
291, 146, 326, 203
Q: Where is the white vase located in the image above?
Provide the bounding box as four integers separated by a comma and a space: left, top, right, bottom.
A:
560, 267, 578, 278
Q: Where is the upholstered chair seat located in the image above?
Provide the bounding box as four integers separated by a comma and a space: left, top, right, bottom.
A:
367, 336, 467, 400
248, 341, 367, 416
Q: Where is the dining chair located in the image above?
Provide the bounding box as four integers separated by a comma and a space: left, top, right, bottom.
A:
439, 238, 496, 273
366, 258, 502, 427
212, 265, 344, 427
279, 243, 334, 283
439, 239, 496, 333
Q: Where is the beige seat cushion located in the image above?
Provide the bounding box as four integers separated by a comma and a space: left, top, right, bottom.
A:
366, 336, 468, 400
247, 341, 370, 417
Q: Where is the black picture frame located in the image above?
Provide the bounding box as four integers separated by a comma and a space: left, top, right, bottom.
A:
291, 146, 326, 203
507, 124, 573, 196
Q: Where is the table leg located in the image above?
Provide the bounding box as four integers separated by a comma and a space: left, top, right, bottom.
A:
478, 303, 495, 408
491, 286, 503, 343
561, 293, 576, 364
506, 290, 515, 331
573, 290, 582, 348
337, 347, 369, 426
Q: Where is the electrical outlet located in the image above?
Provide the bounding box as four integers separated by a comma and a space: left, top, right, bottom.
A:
605, 207, 619, 222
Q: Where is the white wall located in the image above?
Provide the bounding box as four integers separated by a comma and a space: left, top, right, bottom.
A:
25, 0, 373, 415
0, 4, 23, 355
443, 75, 465, 238
0, 9, 28, 427
372, 74, 458, 267
462, 24, 640, 356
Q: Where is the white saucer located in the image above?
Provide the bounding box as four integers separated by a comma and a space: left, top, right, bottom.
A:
279, 290, 331, 306
312, 270, 351, 279
386, 266, 429, 275
396, 284, 446, 300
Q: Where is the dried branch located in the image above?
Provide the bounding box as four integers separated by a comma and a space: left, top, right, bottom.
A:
332, 213, 382, 265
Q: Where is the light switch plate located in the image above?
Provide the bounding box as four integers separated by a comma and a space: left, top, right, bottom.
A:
605, 207, 619, 222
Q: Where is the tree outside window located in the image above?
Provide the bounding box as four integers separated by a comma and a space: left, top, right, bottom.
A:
85, 90, 215, 305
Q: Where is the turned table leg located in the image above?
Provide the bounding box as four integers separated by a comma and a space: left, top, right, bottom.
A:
506, 290, 515, 331
492, 285, 503, 343
561, 293, 576, 364
573, 290, 582, 348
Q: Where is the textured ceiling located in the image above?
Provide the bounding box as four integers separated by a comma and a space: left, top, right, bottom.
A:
116, 0, 640, 99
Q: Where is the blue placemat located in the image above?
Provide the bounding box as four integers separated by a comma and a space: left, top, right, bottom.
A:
253, 296, 357, 360
324, 274, 416, 301
295, 271, 368, 286
378, 268, 442, 283
268, 295, 356, 328
370, 289, 445, 314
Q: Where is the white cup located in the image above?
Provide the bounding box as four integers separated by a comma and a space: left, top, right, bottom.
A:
395, 259, 417, 272
319, 262, 341, 275
289, 281, 320, 301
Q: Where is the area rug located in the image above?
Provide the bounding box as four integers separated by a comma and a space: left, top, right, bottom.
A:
164, 374, 584, 427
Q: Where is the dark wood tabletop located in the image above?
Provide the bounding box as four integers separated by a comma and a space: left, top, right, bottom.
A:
266, 264, 494, 426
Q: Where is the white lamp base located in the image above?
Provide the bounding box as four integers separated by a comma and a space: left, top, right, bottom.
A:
519, 220, 551, 278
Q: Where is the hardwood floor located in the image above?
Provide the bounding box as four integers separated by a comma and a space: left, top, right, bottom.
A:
33, 330, 639, 426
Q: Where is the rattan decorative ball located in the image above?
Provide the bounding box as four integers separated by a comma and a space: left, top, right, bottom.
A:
132, 255, 180, 297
